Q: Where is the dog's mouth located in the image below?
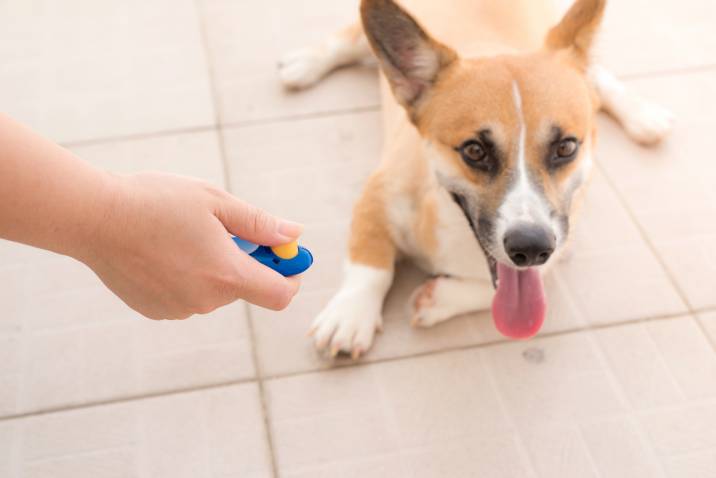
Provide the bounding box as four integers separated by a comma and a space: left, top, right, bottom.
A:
450, 193, 547, 339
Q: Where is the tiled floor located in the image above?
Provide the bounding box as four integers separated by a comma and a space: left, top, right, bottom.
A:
1, 0, 715, 477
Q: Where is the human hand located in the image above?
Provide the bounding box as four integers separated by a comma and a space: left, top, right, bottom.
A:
78, 172, 303, 320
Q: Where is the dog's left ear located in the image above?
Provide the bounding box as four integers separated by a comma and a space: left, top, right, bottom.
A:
361, 0, 457, 113
545, 0, 606, 68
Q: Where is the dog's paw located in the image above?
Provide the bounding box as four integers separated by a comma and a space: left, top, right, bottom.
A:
410, 277, 494, 328
621, 98, 674, 146
309, 292, 382, 360
410, 278, 456, 328
278, 47, 332, 90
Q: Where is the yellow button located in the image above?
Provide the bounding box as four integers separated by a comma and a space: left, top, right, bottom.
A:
271, 241, 299, 259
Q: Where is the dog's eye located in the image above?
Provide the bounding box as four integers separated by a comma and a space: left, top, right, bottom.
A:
459, 140, 494, 172
557, 138, 578, 158
549, 137, 580, 168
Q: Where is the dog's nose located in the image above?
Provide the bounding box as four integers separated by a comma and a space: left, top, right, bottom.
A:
504, 224, 556, 267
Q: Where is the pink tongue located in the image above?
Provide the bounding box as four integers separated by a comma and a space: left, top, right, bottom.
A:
491, 263, 547, 339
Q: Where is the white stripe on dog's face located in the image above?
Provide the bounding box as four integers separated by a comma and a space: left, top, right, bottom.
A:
492, 82, 554, 263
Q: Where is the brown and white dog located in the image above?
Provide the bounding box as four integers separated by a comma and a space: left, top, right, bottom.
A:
279, 0, 673, 358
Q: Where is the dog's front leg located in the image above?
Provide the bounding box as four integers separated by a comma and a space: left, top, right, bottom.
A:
310, 262, 393, 359
310, 174, 396, 359
590, 65, 674, 146
279, 23, 371, 90
410, 276, 494, 328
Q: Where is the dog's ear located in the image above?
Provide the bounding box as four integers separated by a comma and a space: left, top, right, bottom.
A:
545, 0, 606, 68
361, 0, 457, 112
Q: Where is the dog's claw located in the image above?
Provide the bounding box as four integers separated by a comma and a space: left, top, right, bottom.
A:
315, 336, 331, 351
351, 348, 363, 360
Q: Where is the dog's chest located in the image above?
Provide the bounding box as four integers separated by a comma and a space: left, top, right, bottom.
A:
432, 189, 492, 280
391, 187, 491, 281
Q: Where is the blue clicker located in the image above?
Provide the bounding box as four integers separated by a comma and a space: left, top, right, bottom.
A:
232, 237, 313, 277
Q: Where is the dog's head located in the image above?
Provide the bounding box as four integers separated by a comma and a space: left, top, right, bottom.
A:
362, 0, 605, 338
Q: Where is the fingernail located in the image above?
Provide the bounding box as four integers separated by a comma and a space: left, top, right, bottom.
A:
278, 220, 304, 239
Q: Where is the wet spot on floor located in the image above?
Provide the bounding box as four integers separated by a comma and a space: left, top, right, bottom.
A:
522, 347, 545, 364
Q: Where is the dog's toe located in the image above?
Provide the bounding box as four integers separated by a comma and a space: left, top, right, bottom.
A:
622, 99, 674, 146
310, 294, 382, 360
278, 48, 331, 90
410, 278, 449, 328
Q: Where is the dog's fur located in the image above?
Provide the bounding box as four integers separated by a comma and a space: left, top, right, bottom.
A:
279, 0, 673, 358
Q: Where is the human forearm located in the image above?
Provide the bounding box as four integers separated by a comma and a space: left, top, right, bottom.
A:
0, 113, 115, 259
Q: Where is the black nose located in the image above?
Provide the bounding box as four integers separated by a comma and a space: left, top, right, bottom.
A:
504, 224, 556, 267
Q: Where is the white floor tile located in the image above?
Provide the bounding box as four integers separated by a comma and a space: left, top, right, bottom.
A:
0, 0, 215, 143
2, 384, 272, 478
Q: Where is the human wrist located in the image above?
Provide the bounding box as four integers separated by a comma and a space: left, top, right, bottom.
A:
63, 169, 126, 265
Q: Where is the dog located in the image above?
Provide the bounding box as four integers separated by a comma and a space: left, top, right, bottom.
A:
279, 0, 673, 358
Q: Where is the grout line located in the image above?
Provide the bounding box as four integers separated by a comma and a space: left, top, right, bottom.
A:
193, 0, 232, 192
245, 306, 281, 478
59, 104, 380, 152
58, 64, 713, 151
695, 312, 716, 353
595, 161, 716, 353
61, 124, 217, 149
194, 0, 231, 191
479, 347, 542, 478
259, 309, 702, 382
595, 161, 691, 307
584, 319, 674, 477
4, 306, 716, 424
60, 62, 716, 152
193, 1, 279, 476
0, 378, 257, 423
220, 104, 380, 130
575, 422, 607, 478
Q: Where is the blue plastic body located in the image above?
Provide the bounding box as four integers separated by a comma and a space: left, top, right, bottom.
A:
232, 237, 313, 277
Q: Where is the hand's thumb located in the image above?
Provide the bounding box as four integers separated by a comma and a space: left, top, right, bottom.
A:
216, 195, 303, 246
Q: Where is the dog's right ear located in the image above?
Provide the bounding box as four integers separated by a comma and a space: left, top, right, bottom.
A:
361, 0, 457, 113
545, 0, 606, 69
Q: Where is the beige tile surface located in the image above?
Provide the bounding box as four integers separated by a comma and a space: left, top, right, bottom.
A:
224, 110, 382, 225
555, 170, 686, 325
598, 70, 716, 310
0, 384, 272, 478
266, 349, 534, 478
199, 0, 379, 124
596, 317, 716, 408
9, 297, 253, 416
266, 323, 716, 478
72, 130, 226, 187
2, 0, 716, 477
699, 312, 716, 345
598, 0, 716, 77
0, 0, 215, 144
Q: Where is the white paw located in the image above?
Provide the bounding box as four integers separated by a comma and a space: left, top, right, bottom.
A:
278, 47, 332, 90
410, 278, 455, 328
309, 291, 382, 360
621, 99, 674, 146
410, 277, 494, 328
